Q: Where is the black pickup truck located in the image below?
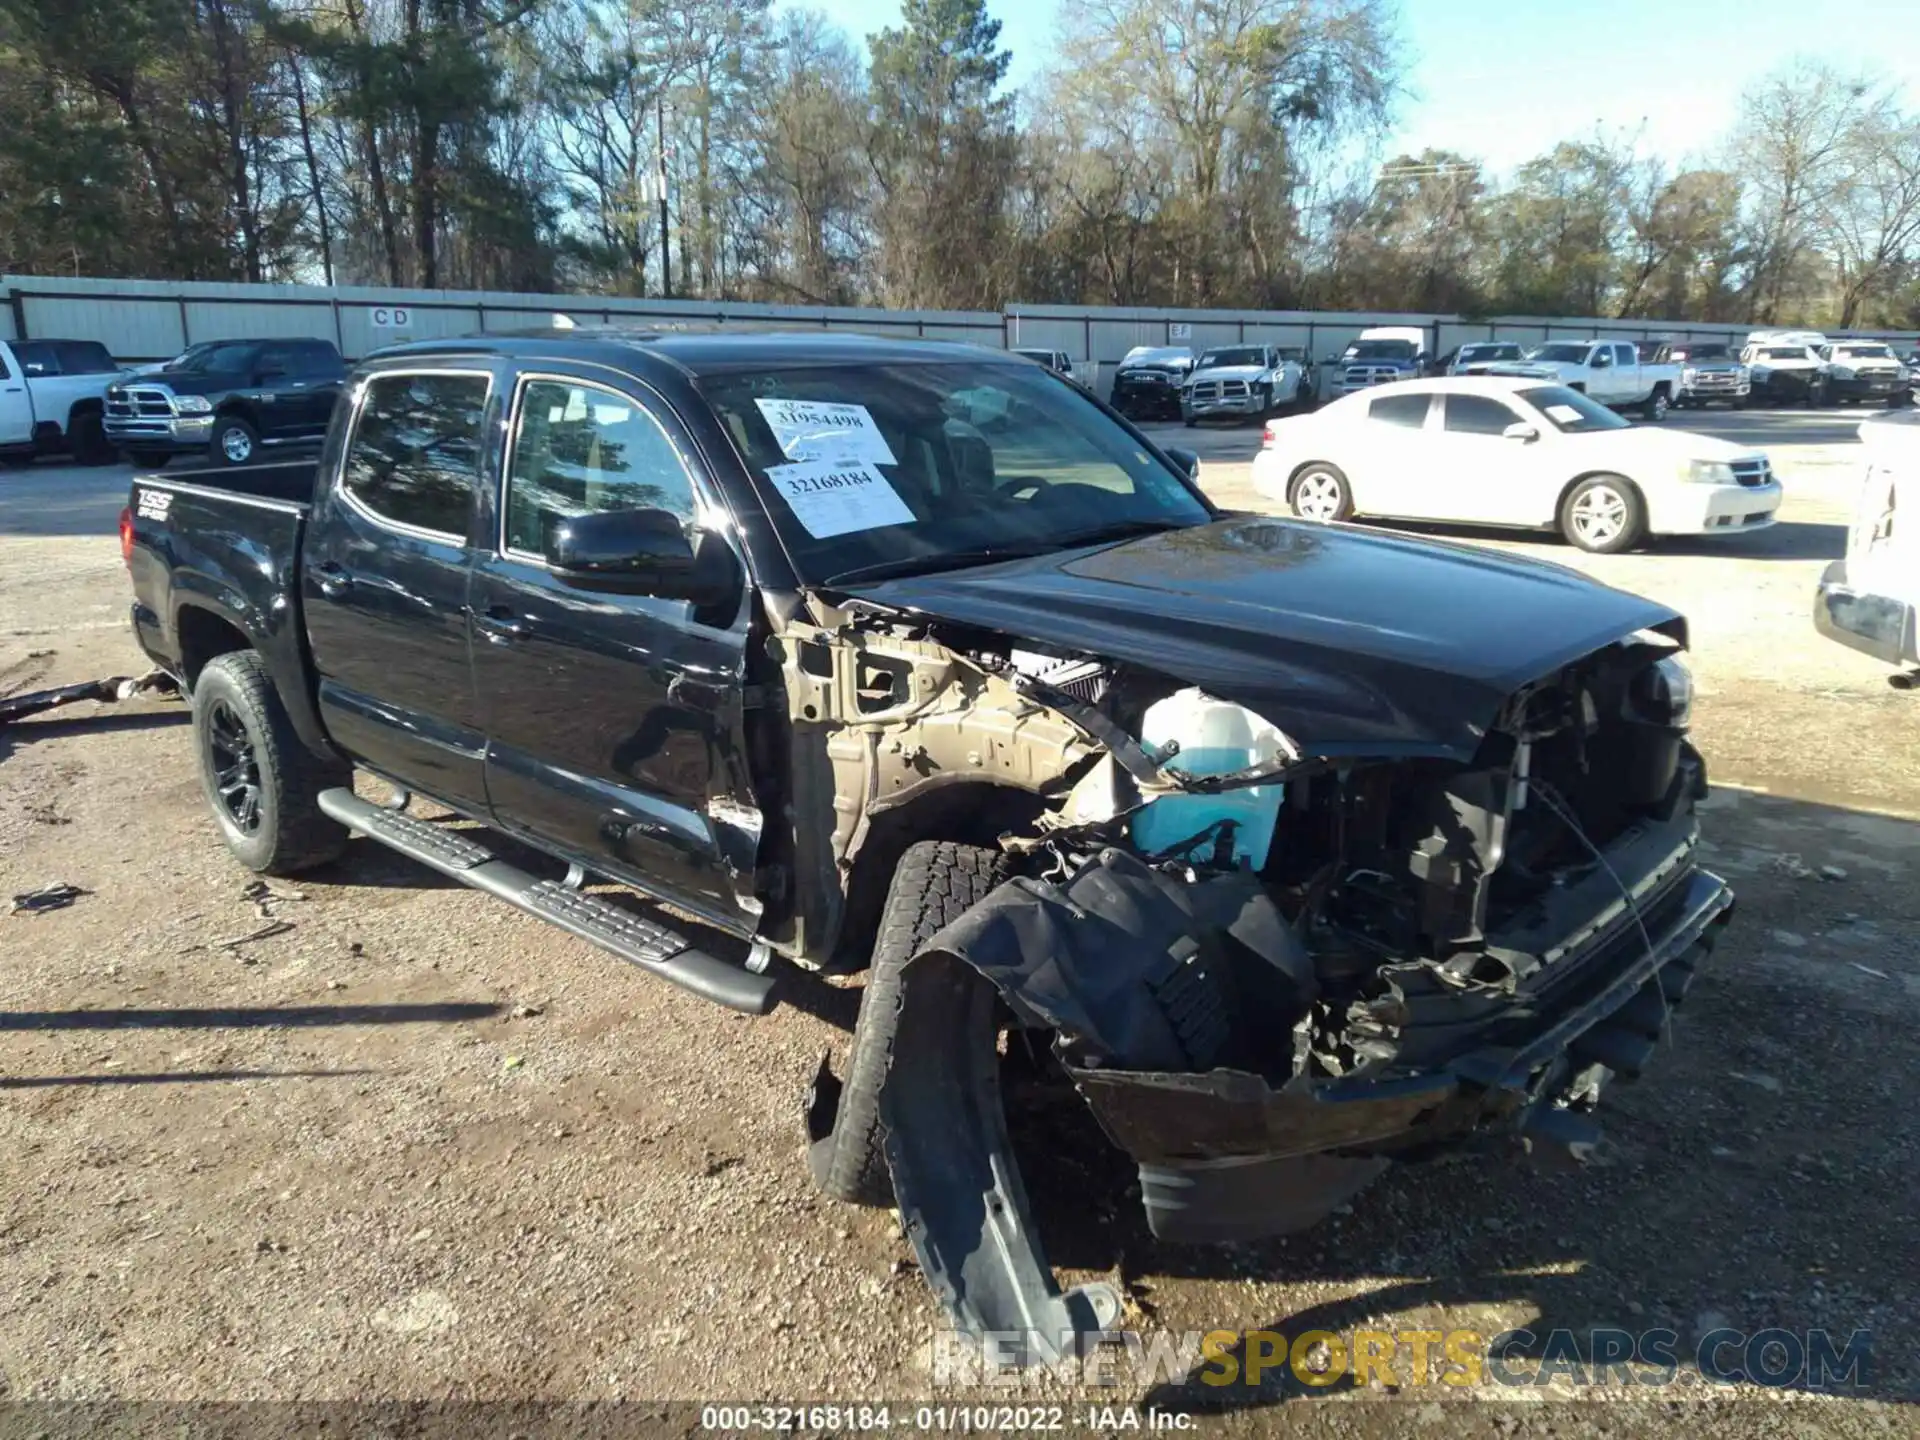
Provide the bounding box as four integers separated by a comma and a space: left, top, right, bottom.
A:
124, 330, 1733, 1363
106, 337, 347, 468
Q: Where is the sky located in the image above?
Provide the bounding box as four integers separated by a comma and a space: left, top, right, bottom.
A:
804, 0, 1920, 175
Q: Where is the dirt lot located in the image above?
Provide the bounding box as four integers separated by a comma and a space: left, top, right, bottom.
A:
1, 411, 1916, 1435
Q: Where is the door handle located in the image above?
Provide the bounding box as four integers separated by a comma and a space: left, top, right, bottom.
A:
475, 606, 531, 643
313, 561, 352, 599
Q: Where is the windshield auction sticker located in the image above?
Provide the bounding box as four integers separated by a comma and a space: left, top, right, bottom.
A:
765, 459, 915, 538
755, 398, 899, 465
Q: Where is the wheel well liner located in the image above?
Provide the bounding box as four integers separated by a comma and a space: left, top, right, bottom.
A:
174, 604, 252, 686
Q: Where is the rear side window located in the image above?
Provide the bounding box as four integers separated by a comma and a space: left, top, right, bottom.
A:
1443, 394, 1521, 435
12, 341, 58, 376
53, 341, 116, 374
293, 340, 345, 377
1367, 393, 1431, 428
503, 378, 698, 556
342, 372, 491, 538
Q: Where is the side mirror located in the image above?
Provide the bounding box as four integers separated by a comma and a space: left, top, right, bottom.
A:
1164, 445, 1202, 481
1503, 422, 1539, 443
1591, 353, 1611, 368
545, 507, 739, 608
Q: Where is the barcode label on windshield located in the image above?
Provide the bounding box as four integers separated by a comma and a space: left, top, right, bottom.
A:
764, 460, 915, 538
755, 398, 898, 466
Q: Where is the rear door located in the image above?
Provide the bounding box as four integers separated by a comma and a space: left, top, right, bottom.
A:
1344, 389, 1437, 515
467, 367, 756, 923
302, 364, 498, 811
0, 346, 31, 447
288, 341, 347, 437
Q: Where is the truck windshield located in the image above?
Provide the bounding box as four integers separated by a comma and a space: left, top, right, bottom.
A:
1196, 347, 1265, 368
1518, 385, 1632, 434
1345, 341, 1417, 360
1761, 348, 1811, 360
1836, 345, 1894, 360
1525, 343, 1592, 363
1459, 345, 1514, 360
697, 361, 1213, 586
1682, 345, 1731, 360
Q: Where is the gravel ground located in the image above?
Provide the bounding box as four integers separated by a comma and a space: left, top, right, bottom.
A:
0, 411, 1915, 1436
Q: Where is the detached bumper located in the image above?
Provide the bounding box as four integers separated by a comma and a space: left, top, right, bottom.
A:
1816, 558, 1919, 666
1085, 867, 1731, 1241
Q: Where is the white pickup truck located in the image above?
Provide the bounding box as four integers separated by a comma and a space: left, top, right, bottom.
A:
1817, 411, 1919, 685
0, 338, 125, 465
1491, 339, 1682, 421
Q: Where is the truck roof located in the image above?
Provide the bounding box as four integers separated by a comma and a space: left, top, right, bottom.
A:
369, 327, 1009, 378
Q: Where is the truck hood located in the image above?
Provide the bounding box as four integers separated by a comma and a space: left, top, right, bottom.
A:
849, 518, 1683, 761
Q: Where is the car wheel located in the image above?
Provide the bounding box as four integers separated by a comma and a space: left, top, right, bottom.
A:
1640, 390, 1669, 422
809, 840, 1007, 1206
192, 651, 351, 875
1560, 474, 1646, 554
126, 449, 171, 469
1289, 463, 1353, 523
212, 415, 259, 466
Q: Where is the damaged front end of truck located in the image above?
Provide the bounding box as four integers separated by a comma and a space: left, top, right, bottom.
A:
787, 519, 1735, 1364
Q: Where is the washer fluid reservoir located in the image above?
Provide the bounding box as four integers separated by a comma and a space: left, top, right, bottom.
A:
1128, 688, 1288, 870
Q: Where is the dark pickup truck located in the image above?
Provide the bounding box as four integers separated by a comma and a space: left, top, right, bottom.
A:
123, 329, 1733, 1363
106, 337, 347, 468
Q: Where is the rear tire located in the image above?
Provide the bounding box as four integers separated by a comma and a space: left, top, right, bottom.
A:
813, 840, 1007, 1207
1289, 462, 1354, 523
1640, 389, 1669, 422
192, 650, 350, 875
1560, 474, 1646, 554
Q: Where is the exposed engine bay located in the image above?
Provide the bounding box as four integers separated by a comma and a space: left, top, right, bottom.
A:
774, 585, 1733, 1366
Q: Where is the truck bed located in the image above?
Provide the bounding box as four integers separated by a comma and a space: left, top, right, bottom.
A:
126, 457, 331, 756
134, 458, 317, 506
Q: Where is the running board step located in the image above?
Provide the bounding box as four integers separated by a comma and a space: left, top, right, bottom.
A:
317, 788, 776, 1016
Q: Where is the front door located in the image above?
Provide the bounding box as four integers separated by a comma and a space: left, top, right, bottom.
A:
303, 366, 497, 812
1430, 392, 1539, 523
0, 346, 32, 447
469, 369, 757, 923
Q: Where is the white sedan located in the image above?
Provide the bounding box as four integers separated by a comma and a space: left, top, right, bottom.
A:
1251, 377, 1783, 553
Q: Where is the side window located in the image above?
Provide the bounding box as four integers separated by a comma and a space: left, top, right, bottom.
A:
1367, 392, 1431, 428
13, 341, 58, 376
295, 341, 345, 377
1616, 344, 1637, 367
503, 378, 698, 557
256, 343, 296, 377
342, 372, 490, 538
1443, 394, 1522, 436
54, 341, 116, 374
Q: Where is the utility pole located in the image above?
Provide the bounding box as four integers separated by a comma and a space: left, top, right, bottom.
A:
657, 96, 672, 300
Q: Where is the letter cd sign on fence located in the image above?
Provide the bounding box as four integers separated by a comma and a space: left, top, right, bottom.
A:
369, 305, 413, 329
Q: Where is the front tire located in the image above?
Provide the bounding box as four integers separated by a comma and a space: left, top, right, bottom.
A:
1560, 474, 1646, 554
812, 840, 1006, 1207
1288, 462, 1354, 523
1640, 389, 1669, 422
192, 651, 350, 874
211, 415, 259, 466
70, 411, 117, 465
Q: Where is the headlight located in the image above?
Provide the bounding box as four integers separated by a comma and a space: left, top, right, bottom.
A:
1631, 655, 1693, 729
1829, 365, 1856, 380
1683, 458, 1736, 485
173, 395, 213, 414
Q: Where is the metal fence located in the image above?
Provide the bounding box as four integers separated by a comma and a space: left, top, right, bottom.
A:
7, 274, 1917, 396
